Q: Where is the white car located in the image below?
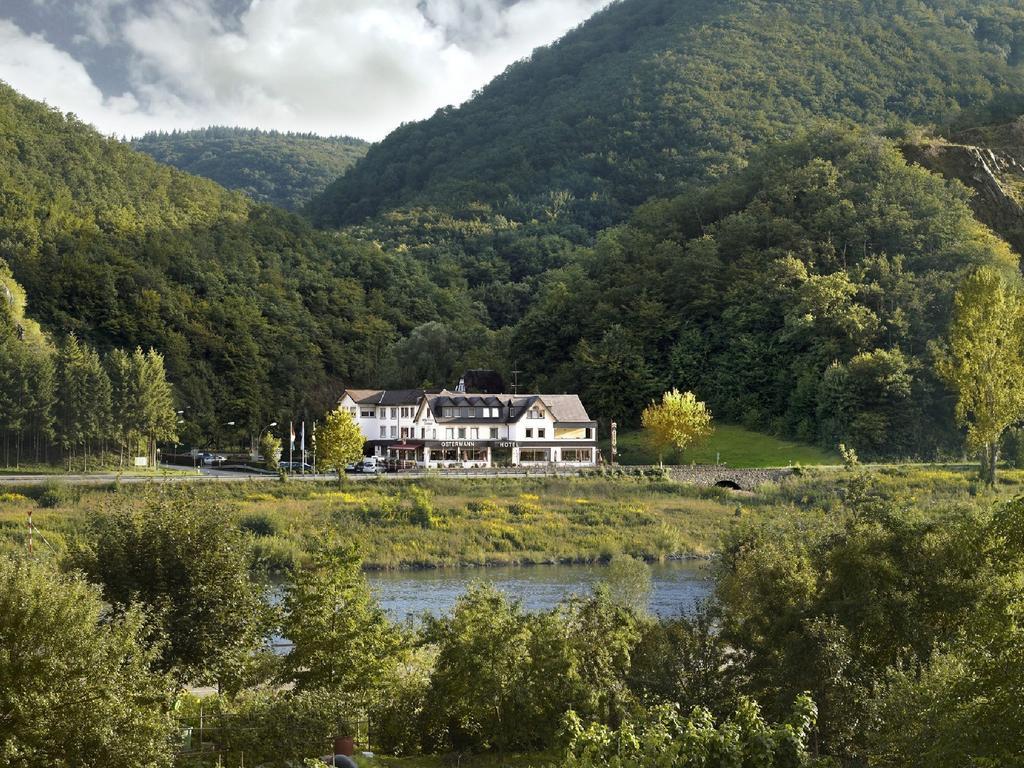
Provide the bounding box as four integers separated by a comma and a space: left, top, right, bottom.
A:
360, 458, 386, 474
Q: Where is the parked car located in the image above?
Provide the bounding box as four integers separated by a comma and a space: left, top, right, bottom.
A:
280, 461, 313, 472
200, 453, 227, 466
360, 457, 387, 474
344, 462, 361, 474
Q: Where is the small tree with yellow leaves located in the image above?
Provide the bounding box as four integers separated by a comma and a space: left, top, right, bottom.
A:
641, 389, 713, 466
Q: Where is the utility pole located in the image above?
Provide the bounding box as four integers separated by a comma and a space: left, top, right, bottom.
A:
511, 369, 522, 395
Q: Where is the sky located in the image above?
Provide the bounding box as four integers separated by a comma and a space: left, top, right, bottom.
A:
0, 0, 609, 140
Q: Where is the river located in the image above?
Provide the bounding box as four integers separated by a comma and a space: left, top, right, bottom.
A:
362, 560, 714, 621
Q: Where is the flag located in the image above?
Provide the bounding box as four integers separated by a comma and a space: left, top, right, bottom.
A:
290, 421, 295, 448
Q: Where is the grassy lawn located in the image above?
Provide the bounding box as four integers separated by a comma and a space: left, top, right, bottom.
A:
602, 424, 840, 468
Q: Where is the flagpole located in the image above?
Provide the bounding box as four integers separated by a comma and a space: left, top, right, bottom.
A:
301, 421, 306, 475
289, 420, 294, 470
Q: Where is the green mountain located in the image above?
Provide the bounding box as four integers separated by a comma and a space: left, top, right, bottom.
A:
507, 125, 1019, 457
310, 0, 1024, 230
133, 127, 368, 211
0, 82, 475, 443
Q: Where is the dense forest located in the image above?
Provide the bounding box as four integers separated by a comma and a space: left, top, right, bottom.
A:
508, 126, 1019, 457
133, 127, 368, 211
310, 0, 1024, 229
0, 82, 485, 447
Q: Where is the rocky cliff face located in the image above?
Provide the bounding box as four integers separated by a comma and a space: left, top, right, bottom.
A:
902, 121, 1024, 255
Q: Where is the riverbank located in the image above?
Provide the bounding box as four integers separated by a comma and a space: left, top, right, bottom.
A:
1, 466, 1018, 569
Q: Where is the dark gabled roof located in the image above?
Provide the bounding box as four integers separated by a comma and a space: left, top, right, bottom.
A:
423, 392, 594, 423
377, 389, 426, 406
457, 369, 505, 394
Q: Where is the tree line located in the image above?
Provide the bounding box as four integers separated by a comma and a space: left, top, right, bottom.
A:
1, 260, 176, 469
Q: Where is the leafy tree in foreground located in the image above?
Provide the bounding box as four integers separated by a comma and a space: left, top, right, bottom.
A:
279, 544, 405, 702
558, 695, 817, 768
641, 389, 713, 465
934, 266, 1024, 485
715, 481, 988, 760
317, 407, 365, 480
601, 553, 652, 614
422, 583, 534, 753
67, 487, 272, 689
867, 495, 1024, 767
0, 556, 174, 768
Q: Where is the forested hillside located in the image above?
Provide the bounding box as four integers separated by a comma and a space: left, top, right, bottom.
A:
133, 127, 368, 211
311, 0, 1024, 229
506, 126, 1020, 457
0, 82, 482, 445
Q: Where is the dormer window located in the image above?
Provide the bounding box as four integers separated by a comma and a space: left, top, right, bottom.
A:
528, 408, 543, 419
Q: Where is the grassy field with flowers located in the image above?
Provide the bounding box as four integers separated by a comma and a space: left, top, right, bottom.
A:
1, 464, 1019, 570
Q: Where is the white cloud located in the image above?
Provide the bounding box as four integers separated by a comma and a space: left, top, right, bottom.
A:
0, 0, 609, 140
0, 19, 152, 136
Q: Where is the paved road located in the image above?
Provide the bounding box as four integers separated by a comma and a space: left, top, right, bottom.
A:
0, 465, 584, 485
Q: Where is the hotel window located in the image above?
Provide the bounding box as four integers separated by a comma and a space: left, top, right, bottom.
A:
561, 448, 590, 462
432, 429, 438, 439
585, 427, 592, 439
443, 407, 454, 418
458, 427, 466, 439
458, 407, 468, 418
490, 427, 499, 439
445, 428, 454, 439
470, 428, 479, 439
390, 407, 397, 419
390, 426, 397, 438
379, 426, 387, 438
421, 428, 426, 439
538, 428, 546, 439
525, 428, 533, 438
528, 408, 543, 419
360, 408, 375, 418
401, 427, 410, 438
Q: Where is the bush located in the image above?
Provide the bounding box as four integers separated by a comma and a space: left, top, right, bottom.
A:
239, 513, 278, 537
36, 481, 74, 508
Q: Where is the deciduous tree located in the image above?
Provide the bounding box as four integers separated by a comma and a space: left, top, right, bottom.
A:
317, 407, 365, 480
641, 389, 713, 465
934, 266, 1024, 485
0, 556, 175, 767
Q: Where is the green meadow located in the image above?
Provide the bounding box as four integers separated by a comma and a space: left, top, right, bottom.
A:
602, 424, 841, 467
0, 463, 1016, 571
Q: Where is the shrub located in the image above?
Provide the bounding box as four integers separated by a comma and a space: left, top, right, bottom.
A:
36, 481, 74, 509
239, 513, 278, 538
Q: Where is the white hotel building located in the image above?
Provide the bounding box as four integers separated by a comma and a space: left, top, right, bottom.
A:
337, 388, 599, 468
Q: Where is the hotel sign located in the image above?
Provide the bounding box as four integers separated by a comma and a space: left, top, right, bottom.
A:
435, 440, 519, 448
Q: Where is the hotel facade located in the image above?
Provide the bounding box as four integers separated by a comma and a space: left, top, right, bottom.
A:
337, 388, 599, 468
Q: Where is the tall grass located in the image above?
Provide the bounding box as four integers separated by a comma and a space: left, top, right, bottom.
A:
2, 466, 1020, 571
